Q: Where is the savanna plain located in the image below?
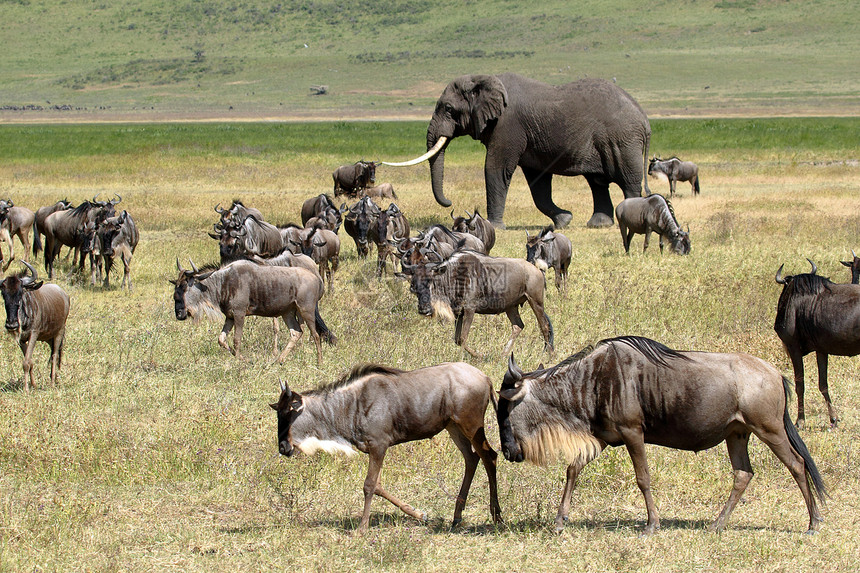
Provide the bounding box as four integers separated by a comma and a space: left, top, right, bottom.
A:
0, 119, 857, 572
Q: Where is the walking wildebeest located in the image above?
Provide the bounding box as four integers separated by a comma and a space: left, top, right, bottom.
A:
648, 156, 700, 196
342, 197, 380, 258
369, 203, 410, 277
615, 194, 690, 255
270, 362, 503, 532
291, 227, 340, 293
0, 200, 36, 270
451, 209, 496, 254
774, 259, 860, 428
841, 250, 860, 284
0, 261, 70, 391
399, 250, 554, 358
525, 226, 572, 293
333, 160, 377, 197
97, 210, 139, 290
33, 199, 73, 259
497, 336, 827, 535
172, 260, 334, 364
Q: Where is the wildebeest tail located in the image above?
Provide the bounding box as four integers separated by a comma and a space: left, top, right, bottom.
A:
315, 303, 337, 346
32, 219, 42, 256
693, 176, 700, 195
782, 376, 827, 504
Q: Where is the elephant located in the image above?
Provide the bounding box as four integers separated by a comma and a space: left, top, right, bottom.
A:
385, 73, 651, 229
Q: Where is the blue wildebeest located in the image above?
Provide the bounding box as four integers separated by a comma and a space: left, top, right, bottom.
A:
774, 259, 860, 428
525, 226, 572, 293
497, 336, 827, 535
215, 200, 264, 226
301, 194, 342, 233
369, 203, 410, 277
172, 259, 335, 364
0, 261, 70, 391
451, 209, 496, 253
211, 215, 284, 265
0, 200, 36, 271
363, 182, 397, 199
615, 194, 690, 255
422, 224, 486, 254
33, 199, 73, 259
97, 210, 139, 290
648, 156, 700, 196
42, 197, 118, 278
399, 250, 553, 358
333, 160, 377, 198
291, 227, 340, 293
342, 197, 380, 258
270, 362, 502, 532
841, 250, 860, 284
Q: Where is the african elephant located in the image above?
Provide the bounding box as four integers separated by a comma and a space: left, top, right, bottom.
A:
386, 73, 651, 229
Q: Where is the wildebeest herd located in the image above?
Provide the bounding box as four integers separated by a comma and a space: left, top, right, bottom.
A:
2, 73, 854, 539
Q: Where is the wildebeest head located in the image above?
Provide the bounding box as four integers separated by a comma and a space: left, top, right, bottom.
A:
170, 259, 215, 321
668, 226, 691, 255
497, 354, 528, 463
210, 222, 247, 261
98, 211, 128, 258
269, 379, 305, 457
79, 221, 99, 255
841, 250, 860, 284
525, 227, 556, 270
0, 261, 43, 332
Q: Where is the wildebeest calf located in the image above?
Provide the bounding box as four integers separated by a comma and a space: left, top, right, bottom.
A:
525, 226, 572, 293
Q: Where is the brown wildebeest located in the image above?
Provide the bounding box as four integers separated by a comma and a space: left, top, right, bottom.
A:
97, 210, 139, 289
270, 362, 503, 532
0, 200, 36, 270
42, 197, 118, 278
774, 259, 860, 428
291, 227, 340, 293
648, 156, 700, 196
525, 226, 572, 293
333, 160, 376, 197
841, 250, 860, 284
497, 336, 827, 535
210, 215, 284, 264
363, 182, 397, 199
451, 209, 496, 253
33, 199, 73, 259
172, 259, 335, 364
0, 261, 70, 391
615, 194, 690, 255
215, 200, 264, 225
341, 197, 380, 258
301, 194, 342, 232
369, 203, 410, 277
399, 249, 553, 358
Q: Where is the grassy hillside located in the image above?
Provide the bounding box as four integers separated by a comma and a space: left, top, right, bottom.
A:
1, 0, 858, 119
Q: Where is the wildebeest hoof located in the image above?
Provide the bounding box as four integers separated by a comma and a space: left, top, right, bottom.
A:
552, 211, 574, 229
586, 212, 613, 228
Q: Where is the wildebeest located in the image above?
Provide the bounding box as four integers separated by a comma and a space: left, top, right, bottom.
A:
423, 224, 486, 254
42, 197, 118, 278
172, 260, 335, 364
333, 160, 377, 197
525, 226, 572, 293
451, 209, 496, 254
363, 182, 397, 199
400, 250, 554, 357
841, 250, 860, 284
33, 199, 73, 259
291, 227, 340, 293
0, 200, 36, 270
774, 259, 860, 428
369, 203, 410, 277
215, 200, 264, 225
648, 156, 700, 196
0, 261, 70, 391
615, 194, 690, 255
497, 336, 826, 535
342, 197, 380, 258
211, 215, 284, 264
270, 362, 502, 532
300, 194, 342, 232
97, 210, 139, 290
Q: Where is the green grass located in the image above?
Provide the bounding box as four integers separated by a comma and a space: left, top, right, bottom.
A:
0, 118, 859, 570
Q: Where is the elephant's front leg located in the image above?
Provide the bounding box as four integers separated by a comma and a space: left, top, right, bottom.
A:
484, 157, 518, 229
584, 175, 615, 229
522, 167, 572, 229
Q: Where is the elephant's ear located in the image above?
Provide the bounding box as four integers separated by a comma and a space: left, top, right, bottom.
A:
464, 75, 507, 138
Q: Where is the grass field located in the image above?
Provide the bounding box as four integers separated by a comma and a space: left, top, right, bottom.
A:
0, 118, 859, 571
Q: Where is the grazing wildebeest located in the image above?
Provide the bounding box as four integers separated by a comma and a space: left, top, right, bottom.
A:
451, 209, 496, 254
333, 160, 377, 197
497, 336, 827, 535
648, 156, 700, 196
215, 200, 264, 225
774, 259, 860, 428
0, 261, 70, 391
291, 227, 340, 293
399, 250, 553, 357
525, 226, 572, 293
301, 194, 342, 232
97, 210, 139, 290
172, 260, 335, 364
615, 194, 690, 255
841, 250, 860, 284
363, 182, 397, 199
42, 198, 117, 278
270, 362, 503, 532
369, 203, 410, 277
211, 215, 284, 264
423, 224, 486, 254
33, 199, 73, 259
342, 197, 380, 258
0, 200, 36, 270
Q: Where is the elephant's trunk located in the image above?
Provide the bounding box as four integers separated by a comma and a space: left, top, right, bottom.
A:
429, 142, 452, 208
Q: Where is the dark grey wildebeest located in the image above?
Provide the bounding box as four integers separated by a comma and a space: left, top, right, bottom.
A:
215, 200, 264, 226
211, 215, 284, 264
341, 197, 380, 258
497, 336, 827, 535
369, 203, 410, 277
333, 160, 377, 198
451, 209, 496, 254
841, 250, 860, 284
648, 156, 700, 196
42, 198, 118, 278
172, 260, 334, 364
422, 224, 486, 254
33, 199, 73, 259
775, 259, 860, 428
291, 227, 340, 293
0, 261, 70, 391
400, 249, 553, 358
271, 362, 502, 532
615, 194, 690, 255
0, 200, 36, 270
301, 194, 342, 232
525, 226, 572, 293
97, 210, 139, 290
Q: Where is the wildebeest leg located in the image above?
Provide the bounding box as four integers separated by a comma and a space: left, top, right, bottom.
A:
525, 296, 554, 353
218, 317, 236, 355
555, 461, 583, 533
123, 253, 132, 290
271, 318, 280, 357
19, 333, 38, 392
788, 350, 806, 428
669, 179, 676, 198
815, 351, 839, 428
447, 425, 481, 528
502, 307, 524, 356
454, 310, 481, 358
622, 429, 659, 535
642, 229, 651, 254
231, 314, 246, 359
360, 448, 426, 532
276, 311, 303, 363
471, 426, 502, 524
47, 331, 65, 386
658, 233, 665, 255
710, 432, 753, 532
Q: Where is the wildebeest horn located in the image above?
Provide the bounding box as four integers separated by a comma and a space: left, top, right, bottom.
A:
279, 379, 287, 393
853, 249, 857, 258
189, 259, 199, 273
208, 232, 221, 240
111, 194, 122, 205
92, 193, 100, 203
21, 260, 38, 283
775, 264, 787, 284
807, 258, 817, 275
450, 209, 455, 220
507, 354, 524, 381
176, 258, 184, 272
215, 203, 227, 214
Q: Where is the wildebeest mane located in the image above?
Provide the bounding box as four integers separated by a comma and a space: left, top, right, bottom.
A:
69, 201, 94, 218
192, 262, 221, 275
310, 363, 405, 395
527, 343, 596, 379
784, 273, 833, 297
602, 335, 691, 367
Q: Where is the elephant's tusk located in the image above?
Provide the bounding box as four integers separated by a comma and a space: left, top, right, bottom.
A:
382, 137, 448, 167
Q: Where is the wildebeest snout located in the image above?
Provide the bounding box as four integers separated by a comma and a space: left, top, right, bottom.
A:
501, 444, 524, 463
4, 318, 19, 331
278, 440, 294, 456
175, 305, 188, 320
